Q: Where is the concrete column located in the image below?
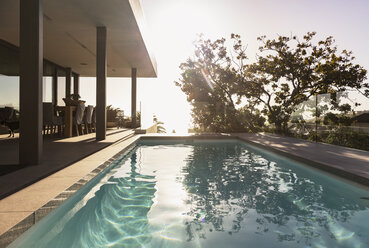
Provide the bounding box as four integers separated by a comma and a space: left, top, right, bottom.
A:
131, 68, 137, 128
19, 0, 43, 165
65, 67, 72, 98
73, 73, 80, 95
52, 66, 58, 106
96, 26, 107, 140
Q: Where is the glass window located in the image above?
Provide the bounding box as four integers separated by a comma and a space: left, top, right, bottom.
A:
43, 77, 53, 103
80, 77, 96, 106
0, 74, 19, 110
58, 76, 66, 106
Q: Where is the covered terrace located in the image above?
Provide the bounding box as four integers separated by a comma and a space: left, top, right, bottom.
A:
0, 0, 156, 165
0, 0, 157, 197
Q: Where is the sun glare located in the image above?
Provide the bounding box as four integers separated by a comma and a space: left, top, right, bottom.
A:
201, 68, 215, 91
139, 0, 232, 133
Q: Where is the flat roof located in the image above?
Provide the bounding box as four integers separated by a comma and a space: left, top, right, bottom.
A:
0, 0, 157, 77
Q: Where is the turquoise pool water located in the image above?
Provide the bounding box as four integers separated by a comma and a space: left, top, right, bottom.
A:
9, 140, 369, 248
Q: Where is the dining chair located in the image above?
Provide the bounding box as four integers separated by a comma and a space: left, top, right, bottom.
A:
73, 102, 86, 136
43, 103, 63, 135
91, 107, 97, 132
0, 107, 19, 137
83, 105, 94, 133
0, 108, 7, 123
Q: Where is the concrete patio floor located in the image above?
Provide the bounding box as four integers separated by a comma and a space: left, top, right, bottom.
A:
0, 128, 135, 199
236, 132, 369, 187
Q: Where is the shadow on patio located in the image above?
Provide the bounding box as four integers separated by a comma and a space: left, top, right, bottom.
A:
0, 128, 134, 199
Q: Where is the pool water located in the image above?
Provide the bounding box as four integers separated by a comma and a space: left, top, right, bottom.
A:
9, 140, 369, 248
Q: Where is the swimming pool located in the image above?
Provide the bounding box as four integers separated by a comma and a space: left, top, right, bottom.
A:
9, 139, 369, 247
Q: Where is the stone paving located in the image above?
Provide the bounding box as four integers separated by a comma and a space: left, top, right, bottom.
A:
0, 129, 134, 199
236, 132, 369, 187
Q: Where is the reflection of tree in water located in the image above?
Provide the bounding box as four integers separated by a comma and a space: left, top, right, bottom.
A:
44, 152, 157, 248
181, 143, 368, 246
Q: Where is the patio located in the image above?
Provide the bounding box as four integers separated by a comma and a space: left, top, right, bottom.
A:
0, 0, 157, 167
236, 132, 369, 187
0, 128, 135, 199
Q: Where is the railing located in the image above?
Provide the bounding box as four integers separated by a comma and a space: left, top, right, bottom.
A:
287, 91, 369, 150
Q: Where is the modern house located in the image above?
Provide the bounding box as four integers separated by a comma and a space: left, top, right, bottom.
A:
0, 0, 157, 165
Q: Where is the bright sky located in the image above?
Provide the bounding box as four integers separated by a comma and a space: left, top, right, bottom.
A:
137, 0, 369, 132
1, 0, 369, 132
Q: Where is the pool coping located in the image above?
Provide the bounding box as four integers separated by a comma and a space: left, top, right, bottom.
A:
1, 133, 369, 247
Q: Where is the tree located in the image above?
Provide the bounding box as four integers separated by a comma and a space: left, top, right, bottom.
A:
175, 35, 264, 132
241, 32, 367, 132
106, 105, 123, 123
177, 32, 367, 133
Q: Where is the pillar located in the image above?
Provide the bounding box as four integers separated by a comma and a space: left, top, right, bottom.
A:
65, 67, 72, 98
131, 68, 137, 128
73, 73, 80, 96
52, 66, 58, 106
19, 0, 43, 165
96, 26, 107, 140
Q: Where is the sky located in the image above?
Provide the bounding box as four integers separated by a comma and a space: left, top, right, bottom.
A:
1, 0, 369, 132
136, 0, 369, 132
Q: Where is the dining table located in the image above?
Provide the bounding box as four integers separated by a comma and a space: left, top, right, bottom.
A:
55, 105, 76, 138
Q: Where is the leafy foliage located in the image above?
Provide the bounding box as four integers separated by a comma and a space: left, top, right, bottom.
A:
106, 105, 123, 123
306, 128, 369, 151
175, 35, 265, 132
176, 32, 368, 133
242, 32, 367, 132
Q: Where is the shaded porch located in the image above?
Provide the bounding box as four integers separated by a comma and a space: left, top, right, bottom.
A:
0, 128, 135, 199
0, 0, 157, 166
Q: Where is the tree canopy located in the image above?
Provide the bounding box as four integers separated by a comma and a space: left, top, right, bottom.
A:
175, 34, 265, 132
176, 32, 368, 133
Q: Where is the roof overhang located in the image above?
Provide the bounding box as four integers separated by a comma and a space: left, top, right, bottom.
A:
0, 0, 157, 78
